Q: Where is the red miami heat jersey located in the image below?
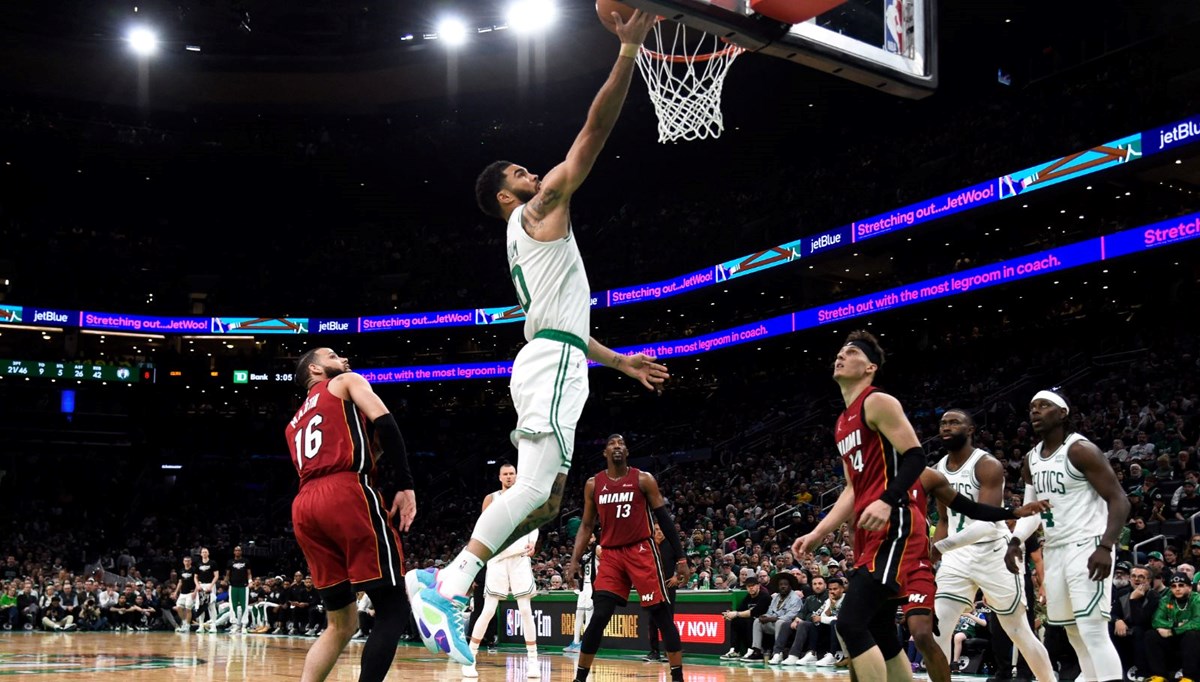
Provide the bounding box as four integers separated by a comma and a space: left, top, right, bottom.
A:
594, 467, 652, 548
835, 386, 930, 591
285, 380, 375, 488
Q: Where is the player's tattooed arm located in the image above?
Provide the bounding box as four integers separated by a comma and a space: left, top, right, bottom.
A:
526, 187, 562, 221
587, 336, 669, 392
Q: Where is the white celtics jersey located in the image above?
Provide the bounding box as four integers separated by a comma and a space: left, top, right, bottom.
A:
934, 448, 1007, 551
488, 487, 540, 562
1028, 433, 1107, 549
506, 204, 591, 344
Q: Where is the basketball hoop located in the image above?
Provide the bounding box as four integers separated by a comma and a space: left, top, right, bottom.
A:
635, 21, 744, 143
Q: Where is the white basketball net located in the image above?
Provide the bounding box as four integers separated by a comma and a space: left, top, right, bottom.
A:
635, 22, 744, 143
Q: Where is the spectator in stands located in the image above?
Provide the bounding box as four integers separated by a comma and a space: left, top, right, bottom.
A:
1148, 552, 1167, 576
1150, 496, 1169, 523
1107, 439, 1130, 463
720, 576, 772, 660
98, 583, 119, 628
739, 510, 760, 537
1177, 449, 1196, 477
16, 581, 38, 630
353, 591, 373, 640
1165, 547, 1181, 573
1145, 574, 1200, 682
1175, 480, 1200, 520
77, 596, 106, 631
1130, 432, 1157, 461
746, 572, 803, 663
129, 594, 155, 630
780, 574, 830, 665
1187, 538, 1200, 567
1154, 455, 1177, 483
0, 584, 17, 629
1130, 516, 1152, 553
813, 577, 846, 667
1127, 464, 1145, 492
58, 582, 79, 622
950, 605, 988, 672
40, 596, 74, 631
110, 593, 133, 631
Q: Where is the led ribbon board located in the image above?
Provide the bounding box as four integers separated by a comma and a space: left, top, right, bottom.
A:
0, 115, 1194, 336
354, 211, 1200, 383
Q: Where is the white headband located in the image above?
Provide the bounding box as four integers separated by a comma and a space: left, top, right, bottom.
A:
1032, 390, 1069, 414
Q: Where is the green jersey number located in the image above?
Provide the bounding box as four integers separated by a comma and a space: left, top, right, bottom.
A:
511, 265, 533, 312
1040, 508, 1055, 528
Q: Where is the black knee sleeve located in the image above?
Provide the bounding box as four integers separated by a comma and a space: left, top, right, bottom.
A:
581, 593, 621, 655
649, 604, 682, 652
869, 606, 903, 661
838, 569, 903, 659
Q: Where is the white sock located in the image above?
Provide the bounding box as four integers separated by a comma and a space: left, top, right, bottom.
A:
437, 550, 485, 599
997, 609, 1056, 682
527, 643, 537, 656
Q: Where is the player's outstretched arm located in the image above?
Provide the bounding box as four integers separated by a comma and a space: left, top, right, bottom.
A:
1069, 440, 1131, 581
792, 462, 856, 557
565, 478, 599, 590
925, 467, 1048, 524
587, 337, 669, 392
522, 11, 657, 239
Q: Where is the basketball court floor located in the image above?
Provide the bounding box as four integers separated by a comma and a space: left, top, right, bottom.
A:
0, 631, 887, 680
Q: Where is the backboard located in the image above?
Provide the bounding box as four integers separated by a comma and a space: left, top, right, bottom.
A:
622, 0, 937, 99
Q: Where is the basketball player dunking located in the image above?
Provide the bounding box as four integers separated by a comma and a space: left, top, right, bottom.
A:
931, 409, 1055, 682
792, 331, 1048, 682
565, 435, 691, 682
462, 462, 541, 679
286, 348, 417, 682
407, 10, 668, 667
1006, 390, 1130, 682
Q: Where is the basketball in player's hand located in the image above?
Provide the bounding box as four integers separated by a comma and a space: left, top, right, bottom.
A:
596, 0, 635, 34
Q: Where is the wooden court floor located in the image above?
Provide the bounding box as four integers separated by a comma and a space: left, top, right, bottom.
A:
0, 631, 858, 680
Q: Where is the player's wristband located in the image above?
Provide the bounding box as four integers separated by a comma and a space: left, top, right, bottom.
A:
619, 43, 639, 59
1098, 544, 1112, 552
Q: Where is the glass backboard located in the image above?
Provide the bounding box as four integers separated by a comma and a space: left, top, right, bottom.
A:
623, 0, 937, 98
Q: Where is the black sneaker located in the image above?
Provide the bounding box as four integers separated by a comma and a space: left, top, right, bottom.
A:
643, 651, 662, 662
740, 649, 763, 661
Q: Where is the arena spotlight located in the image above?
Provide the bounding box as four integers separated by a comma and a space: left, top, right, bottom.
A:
436, 17, 468, 46
507, 0, 558, 33
127, 26, 159, 55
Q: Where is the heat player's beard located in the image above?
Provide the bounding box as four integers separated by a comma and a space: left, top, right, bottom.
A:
943, 433, 970, 452
323, 365, 346, 381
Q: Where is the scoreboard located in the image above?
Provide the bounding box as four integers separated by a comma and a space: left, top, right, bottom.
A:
2, 358, 139, 383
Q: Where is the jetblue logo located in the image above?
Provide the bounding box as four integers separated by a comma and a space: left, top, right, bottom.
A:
317, 320, 349, 333
1156, 120, 1200, 151
33, 310, 69, 324
809, 233, 842, 254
